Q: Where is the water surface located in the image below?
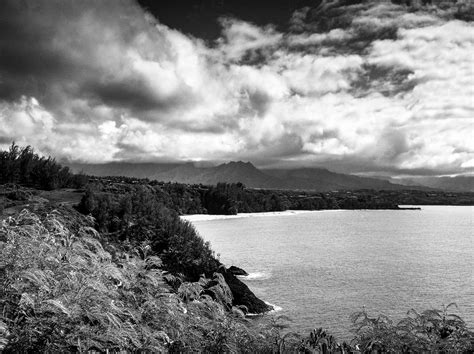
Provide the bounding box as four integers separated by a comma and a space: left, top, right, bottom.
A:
185, 206, 474, 340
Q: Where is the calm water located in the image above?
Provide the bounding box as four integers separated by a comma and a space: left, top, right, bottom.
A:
185, 206, 474, 340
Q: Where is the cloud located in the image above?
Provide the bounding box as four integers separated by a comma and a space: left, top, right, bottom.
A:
0, 97, 55, 146
215, 18, 283, 62
0, 0, 472, 176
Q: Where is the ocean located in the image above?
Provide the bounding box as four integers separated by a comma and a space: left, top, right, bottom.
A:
183, 206, 474, 340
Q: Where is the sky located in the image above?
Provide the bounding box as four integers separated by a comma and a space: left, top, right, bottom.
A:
0, 0, 473, 177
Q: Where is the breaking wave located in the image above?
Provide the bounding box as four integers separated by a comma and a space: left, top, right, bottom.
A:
266, 301, 283, 313
242, 271, 272, 280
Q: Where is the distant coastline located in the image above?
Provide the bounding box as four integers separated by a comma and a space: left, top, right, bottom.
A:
181, 206, 424, 222
181, 209, 329, 222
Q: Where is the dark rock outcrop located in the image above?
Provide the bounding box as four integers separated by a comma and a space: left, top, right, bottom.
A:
218, 267, 272, 313
203, 272, 233, 310
176, 267, 271, 314
228, 265, 249, 276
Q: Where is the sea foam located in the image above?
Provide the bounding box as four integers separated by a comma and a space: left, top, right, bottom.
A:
265, 301, 283, 313
241, 271, 272, 280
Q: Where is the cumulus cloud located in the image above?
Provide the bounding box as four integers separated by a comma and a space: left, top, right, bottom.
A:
0, 0, 472, 176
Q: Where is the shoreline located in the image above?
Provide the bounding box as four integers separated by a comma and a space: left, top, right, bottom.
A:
180, 209, 339, 222
180, 206, 423, 222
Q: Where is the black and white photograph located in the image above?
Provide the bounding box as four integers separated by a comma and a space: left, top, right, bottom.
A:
0, 0, 473, 352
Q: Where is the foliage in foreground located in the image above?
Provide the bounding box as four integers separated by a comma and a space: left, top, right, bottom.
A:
0, 208, 276, 352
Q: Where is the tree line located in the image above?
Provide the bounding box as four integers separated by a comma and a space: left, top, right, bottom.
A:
0, 143, 87, 190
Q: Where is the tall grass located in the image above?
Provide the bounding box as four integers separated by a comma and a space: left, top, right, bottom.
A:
0, 208, 273, 352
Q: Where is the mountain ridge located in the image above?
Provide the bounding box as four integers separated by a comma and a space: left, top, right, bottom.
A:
392, 175, 474, 193
68, 161, 474, 192
68, 160, 429, 191
263, 167, 404, 191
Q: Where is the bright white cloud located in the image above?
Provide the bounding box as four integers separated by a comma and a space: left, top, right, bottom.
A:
0, 96, 55, 147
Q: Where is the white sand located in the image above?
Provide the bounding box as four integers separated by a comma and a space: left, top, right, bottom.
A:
179, 209, 340, 222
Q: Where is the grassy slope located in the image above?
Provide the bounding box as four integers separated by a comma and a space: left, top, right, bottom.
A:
0, 206, 277, 352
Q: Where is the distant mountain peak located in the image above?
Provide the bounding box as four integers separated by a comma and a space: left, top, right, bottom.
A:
226, 160, 254, 166
219, 161, 258, 170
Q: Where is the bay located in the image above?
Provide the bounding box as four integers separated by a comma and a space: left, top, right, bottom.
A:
184, 206, 474, 340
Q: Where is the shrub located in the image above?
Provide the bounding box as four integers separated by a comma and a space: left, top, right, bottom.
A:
351, 305, 474, 352
77, 186, 220, 280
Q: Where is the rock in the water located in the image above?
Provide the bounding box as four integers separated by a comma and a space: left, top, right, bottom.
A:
203, 272, 234, 310
218, 268, 272, 313
228, 265, 248, 276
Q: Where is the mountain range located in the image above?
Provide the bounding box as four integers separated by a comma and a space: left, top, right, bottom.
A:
67, 160, 469, 192
389, 176, 474, 193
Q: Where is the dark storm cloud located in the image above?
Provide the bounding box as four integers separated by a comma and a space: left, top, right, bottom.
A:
0, 2, 78, 101
304, 0, 370, 33
0, 0, 190, 117
286, 1, 402, 56
0, 2, 71, 74
82, 79, 194, 114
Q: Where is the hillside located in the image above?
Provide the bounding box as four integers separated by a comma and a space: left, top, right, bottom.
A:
264, 167, 403, 191
69, 162, 179, 179
393, 176, 474, 193
69, 161, 412, 191
152, 161, 281, 188
72, 160, 474, 192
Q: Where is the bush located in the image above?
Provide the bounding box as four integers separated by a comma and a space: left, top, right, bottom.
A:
351, 305, 474, 352
6, 189, 31, 201
77, 185, 220, 280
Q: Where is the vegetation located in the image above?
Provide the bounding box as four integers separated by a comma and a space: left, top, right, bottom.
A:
85, 177, 474, 216
200, 182, 289, 214
76, 183, 219, 280
0, 143, 87, 190
1, 143, 473, 352
0, 207, 278, 352
350, 305, 474, 352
